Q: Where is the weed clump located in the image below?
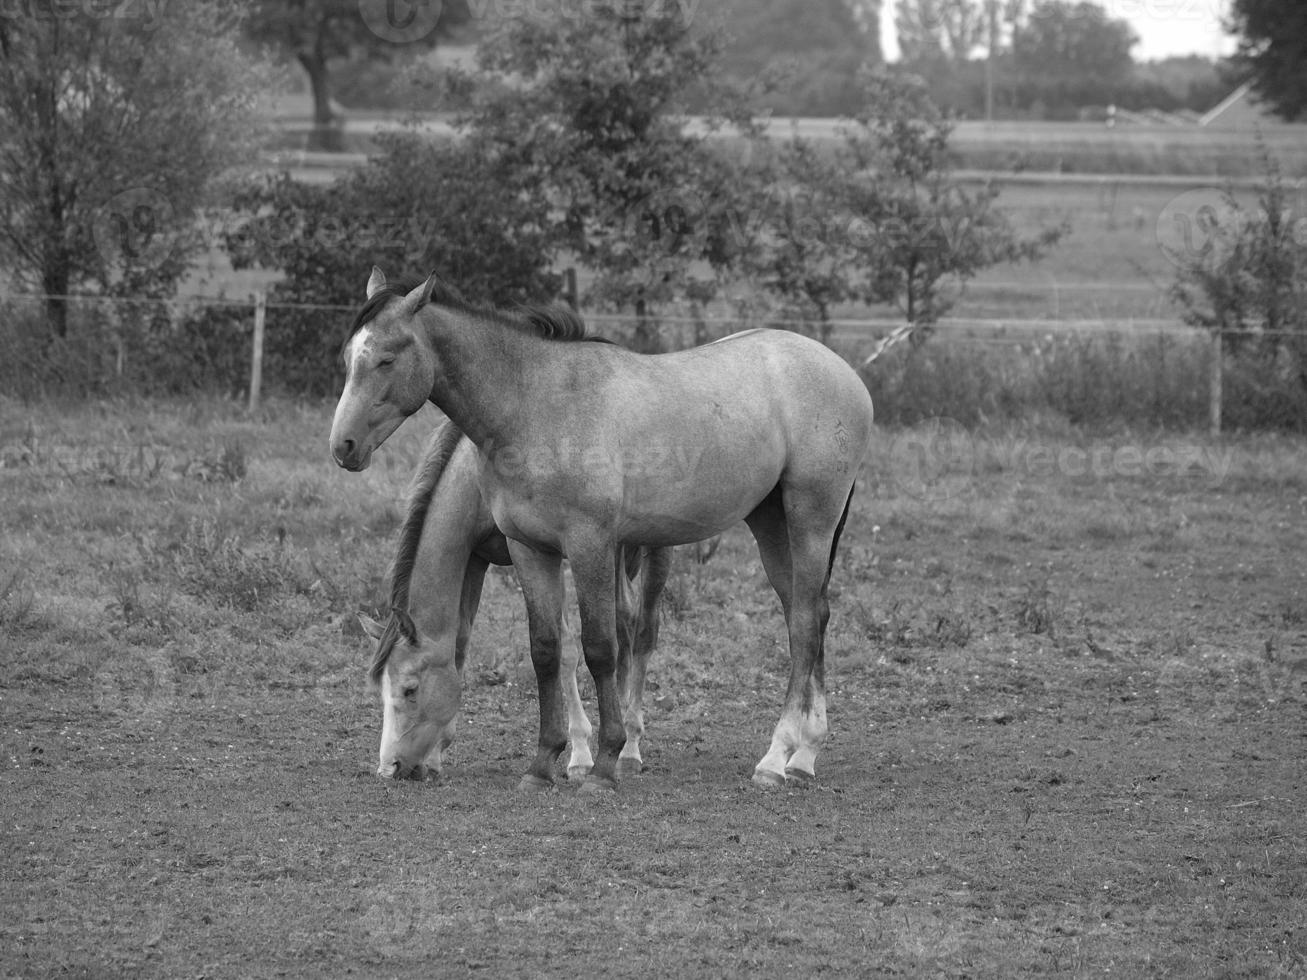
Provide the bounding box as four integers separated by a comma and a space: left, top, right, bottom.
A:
171, 518, 302, 611
1015, 580, 1058, 636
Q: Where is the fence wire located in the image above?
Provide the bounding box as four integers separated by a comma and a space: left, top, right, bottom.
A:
3, 290, 1303, 436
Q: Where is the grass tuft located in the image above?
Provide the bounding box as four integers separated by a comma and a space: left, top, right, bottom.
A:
0, 568, 36, 632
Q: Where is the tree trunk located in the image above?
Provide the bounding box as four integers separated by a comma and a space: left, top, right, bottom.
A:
42, 260, 69, 340
296, 50, 343, 152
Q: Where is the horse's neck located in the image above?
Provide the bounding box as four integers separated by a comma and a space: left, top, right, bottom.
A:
408, 444, 490, 638
421, 306, 539, 449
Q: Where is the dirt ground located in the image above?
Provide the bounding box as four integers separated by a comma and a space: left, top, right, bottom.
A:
1, 400, 1305, 978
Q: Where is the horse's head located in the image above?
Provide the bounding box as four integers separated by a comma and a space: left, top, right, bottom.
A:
330, 267, 439, 472
359, 610, 462, 781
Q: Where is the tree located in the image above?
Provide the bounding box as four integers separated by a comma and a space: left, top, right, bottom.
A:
895, 0, 983, 65
893, 0, 1021, 118
733, 137, 856, 341
1011, 0, 1137, 115
836, 71, 1065, 334
243, 0, 470, 149
451, 5, 759, 350
1228, 0, 1307, 121
731, 69, 1063, 342
707, 0, 880, 116
0, 2, 266, 338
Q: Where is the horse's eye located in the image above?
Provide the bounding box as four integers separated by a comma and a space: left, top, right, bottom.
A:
378, 355, 396, 368
401, 684, 418, 700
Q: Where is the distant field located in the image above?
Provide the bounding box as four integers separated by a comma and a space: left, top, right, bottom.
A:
942, 178, 1283, 324
273, 116, 1307, 180
947, 120, 1307, 177
2, 398, 1306, 977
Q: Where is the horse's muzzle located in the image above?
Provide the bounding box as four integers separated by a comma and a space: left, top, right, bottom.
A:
332, 439, 372, 472
380, 760, 429, 781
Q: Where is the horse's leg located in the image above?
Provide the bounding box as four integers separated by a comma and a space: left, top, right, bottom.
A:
617, 546, 671, 776
505, 540, 568, 792
561, 616, 595, 782
751, 484, 854, 788
568, 541, 625, 794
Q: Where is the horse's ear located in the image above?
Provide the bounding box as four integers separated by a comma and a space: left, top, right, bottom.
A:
358, 613, 385, 641
366, 266, 387, 300
401, 272, 440, 316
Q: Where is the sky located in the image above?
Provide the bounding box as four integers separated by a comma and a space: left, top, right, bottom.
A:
880, 0, 1238, 63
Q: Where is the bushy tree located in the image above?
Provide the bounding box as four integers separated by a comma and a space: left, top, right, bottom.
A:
0, 2, 266, 337
219, 132, 558, 392
731, 70, 1063, 342
1170, 152, 1307, 399
837, 72, 1064, 333
732, 137, 856, 341
447, 3, 759, 350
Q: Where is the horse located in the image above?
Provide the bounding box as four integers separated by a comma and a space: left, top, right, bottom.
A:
331, 269, 874, 793
357, 417, 672, 783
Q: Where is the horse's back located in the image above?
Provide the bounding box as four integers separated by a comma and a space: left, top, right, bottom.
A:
663, 328, 874, 456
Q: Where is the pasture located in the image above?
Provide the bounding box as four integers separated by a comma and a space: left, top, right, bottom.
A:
2, 396, 1306, 978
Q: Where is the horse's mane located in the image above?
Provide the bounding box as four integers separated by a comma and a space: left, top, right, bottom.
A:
367, 417, 465, 685
345, 275, 611, 351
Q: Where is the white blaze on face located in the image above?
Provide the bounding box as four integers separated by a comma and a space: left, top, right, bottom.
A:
343, 327, 374, 391
331, 327, 376, 464
376, 669, 403, 776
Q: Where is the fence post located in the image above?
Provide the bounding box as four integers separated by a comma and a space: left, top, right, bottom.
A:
1209, 329, 1222, 437
249, 292, 266, 414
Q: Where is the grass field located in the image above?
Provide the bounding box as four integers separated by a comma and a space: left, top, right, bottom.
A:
2, 397, 1305, 978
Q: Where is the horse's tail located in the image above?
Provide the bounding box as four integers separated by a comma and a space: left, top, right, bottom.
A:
825, 481, 856, 586
615, 545, 641, 657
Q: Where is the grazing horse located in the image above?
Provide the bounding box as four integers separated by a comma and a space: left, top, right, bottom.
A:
331, 269, 874, 793
358, 418, 672, 782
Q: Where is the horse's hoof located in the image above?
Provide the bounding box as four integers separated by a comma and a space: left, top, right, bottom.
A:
566, 765, 592, 783
752, 769, 786, 789
578, 775, 618, 795
518, 773, 554, 793
616, 757, 644, 777
784, 767, 815, 788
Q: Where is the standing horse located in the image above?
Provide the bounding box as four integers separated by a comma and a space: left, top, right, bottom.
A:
331, 270, 874, 793
358, 418, 671, 782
